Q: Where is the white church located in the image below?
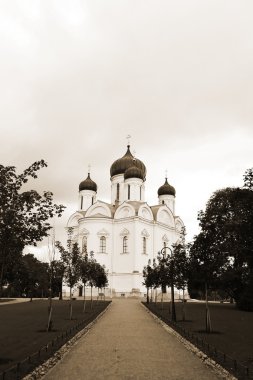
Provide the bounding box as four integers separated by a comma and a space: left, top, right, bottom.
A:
67, 144, 184, 297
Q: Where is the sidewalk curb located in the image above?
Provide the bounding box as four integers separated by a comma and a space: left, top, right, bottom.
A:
23, 302, 112, 380
141, 303, 237, 380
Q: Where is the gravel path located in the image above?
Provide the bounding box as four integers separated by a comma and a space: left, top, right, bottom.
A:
43, 299, 224, 380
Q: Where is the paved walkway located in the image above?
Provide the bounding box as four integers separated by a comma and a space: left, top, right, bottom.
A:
43, 299, 222, 380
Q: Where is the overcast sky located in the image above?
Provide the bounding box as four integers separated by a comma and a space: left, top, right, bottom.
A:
1, 1, 253, 260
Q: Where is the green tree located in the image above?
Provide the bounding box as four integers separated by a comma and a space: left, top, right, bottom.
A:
172, 243, 189, 321
94, 263, 108, 292
188, 232, 225, 332
56, 228, 82, 320
87, 251, 97, 310
143, 260, 154, 303
189, 167, 253, 313
51, 260, 65, 299
0, 161, 65, 296
80, 252, 91, 312
9, 254, 49, 299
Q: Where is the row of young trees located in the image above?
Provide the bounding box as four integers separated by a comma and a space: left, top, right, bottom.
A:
0, 161, 108, 331
143, 242, 188, 322
143, 168, 253, 331
53, 227, 108, 322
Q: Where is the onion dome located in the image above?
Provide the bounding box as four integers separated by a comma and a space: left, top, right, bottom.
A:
124, 164, 144, 180
79, 173, 97, 192
158, 178, 176, 196
110, 145, 146, 179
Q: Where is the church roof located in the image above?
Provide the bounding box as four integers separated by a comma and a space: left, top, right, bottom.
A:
79, 173, 97, 192
158, 178, 176, 196
110, 145, 146, 179
126, 201, 146, 214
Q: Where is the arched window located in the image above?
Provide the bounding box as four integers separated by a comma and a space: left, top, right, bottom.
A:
116, 183, 120, 201
81, 196, 83, 210
100, 236, 106, 253
162, 200, 165, 205
128, 184, 130, 200
123, 236, 128, 253
82, 236, 87, 254
143, 237, 147, 254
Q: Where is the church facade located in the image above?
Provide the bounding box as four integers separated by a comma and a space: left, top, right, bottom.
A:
67, 144, 184, 297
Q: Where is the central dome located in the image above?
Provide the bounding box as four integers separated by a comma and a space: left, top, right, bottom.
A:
110, 145, 146, 179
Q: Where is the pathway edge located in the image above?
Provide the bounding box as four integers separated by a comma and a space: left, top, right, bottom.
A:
23, 302, 112, 380
141, 302, 237, 380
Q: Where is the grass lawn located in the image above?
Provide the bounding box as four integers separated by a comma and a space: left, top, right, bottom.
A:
0, 298, 110, 376
144, 301, 253, 378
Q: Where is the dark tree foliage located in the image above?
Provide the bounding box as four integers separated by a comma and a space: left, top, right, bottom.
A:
80, 251, 108, 311
243, 168, 253, 190
56, 229, 82, 295
143, 260, 155, 303
56, 228, 83, 319
0, 161, 65, 295
172, 243, 189, 290
188, 168, 253, 310
51, 260, 65, 299
93, 263, 108, 289
6, 254, 49, 299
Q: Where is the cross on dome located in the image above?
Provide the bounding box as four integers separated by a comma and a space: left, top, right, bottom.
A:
126, 134, 131, 145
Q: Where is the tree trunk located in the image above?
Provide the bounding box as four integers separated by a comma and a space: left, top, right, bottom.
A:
59, 280, 63, 300
161, 289, 164, 310
47, 295, 53, 331
182, 288, 186, 321
0, 254, 6, 298
147, 287, 149, 303
171, 281, 176, 322
83, 284, 86, 313
90, 286, 93, 310
205, 282, 212, 333
69, 287, 73, 320
155, 288, 157, 304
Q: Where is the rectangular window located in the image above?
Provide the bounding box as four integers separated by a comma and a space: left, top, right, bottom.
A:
123, 236, 128, 253
81, 196, 83, 210
143, 237, 147, 254
128, 184, 130, 200
117, 183, 120, 200
100, 236, 106, 253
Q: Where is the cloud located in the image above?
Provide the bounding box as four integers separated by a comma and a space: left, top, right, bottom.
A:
0, 0, 253, 247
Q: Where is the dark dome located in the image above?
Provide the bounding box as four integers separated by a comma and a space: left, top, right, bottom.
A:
124, 164, 144, 180
158, 178, 176, 196
79, 173, 97, 192
110, 145, 146, 179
